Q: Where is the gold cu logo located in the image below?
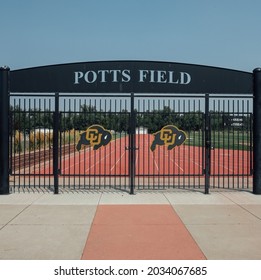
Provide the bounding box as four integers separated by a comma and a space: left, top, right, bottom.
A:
150, 125, 187, 151
160, 128, 176, 146
86, 128, 102, 146
76, 125, 112, 151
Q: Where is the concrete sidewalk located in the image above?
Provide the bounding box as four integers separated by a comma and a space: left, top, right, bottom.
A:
0, 190, 261, 260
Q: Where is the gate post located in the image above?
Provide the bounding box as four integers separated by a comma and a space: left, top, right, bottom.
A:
0, 66, 10, 195
253, 68, 261, 194
204, 94, 210, 194
53, 92, 59, 194
129, 93, 136, 195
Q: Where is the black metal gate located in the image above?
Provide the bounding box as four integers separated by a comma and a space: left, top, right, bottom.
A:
1, 61, 260, 195
9, 92, 253, 194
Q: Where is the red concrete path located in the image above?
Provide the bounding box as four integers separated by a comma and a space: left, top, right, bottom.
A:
81, 205, 206, 260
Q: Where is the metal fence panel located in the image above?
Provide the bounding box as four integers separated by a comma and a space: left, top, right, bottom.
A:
9, 93, 253, 193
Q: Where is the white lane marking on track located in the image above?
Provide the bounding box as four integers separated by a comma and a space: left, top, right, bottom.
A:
110, 151, 126, 172
169, 158, 184, 172
63, 138, 122, 173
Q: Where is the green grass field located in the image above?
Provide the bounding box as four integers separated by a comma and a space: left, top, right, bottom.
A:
185, 130, 252, 151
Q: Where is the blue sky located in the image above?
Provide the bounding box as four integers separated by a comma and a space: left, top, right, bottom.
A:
0, 0, 260, 72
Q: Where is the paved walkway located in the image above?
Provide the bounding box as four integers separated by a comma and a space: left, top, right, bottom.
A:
0, 190, 261, 260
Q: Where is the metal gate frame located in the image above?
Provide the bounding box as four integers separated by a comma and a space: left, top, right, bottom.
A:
1, 62, 261, 195
5, 92, 254, 194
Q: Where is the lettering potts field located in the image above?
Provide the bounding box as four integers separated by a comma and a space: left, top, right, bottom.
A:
74, 69, 191, 85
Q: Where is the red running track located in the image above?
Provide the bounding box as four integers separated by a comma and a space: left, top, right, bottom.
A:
34, 134, 251, 176
60, 135, 203, 176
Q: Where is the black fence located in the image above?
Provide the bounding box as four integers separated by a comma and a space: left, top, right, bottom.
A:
9, 93, 253, 193
1, 62, 260, 195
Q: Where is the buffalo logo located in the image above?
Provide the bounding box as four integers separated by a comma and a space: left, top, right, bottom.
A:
150, 125, 187, 151
76, 125, 112, 151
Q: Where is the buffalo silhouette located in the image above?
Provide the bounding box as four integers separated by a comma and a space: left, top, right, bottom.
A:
150, 125, 187, 151
76, 125, 112, 151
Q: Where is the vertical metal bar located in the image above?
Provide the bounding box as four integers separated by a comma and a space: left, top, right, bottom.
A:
28, 99, 31, 189
248, 100, 252, 188
182, 99, 185, 189
33, 99, 36, 188
18, 98, 21, 188
152, 99, 155, 189
232, 100, 235, 188
43, 99, 46, 187
192, 99, 196, 187
226, 100, 230, 186
170, 98, 174, 188
73, 99, 77, 189
37, 100, 41, 189
157, 99, 160, 189
9, 104, 14, 189
148, 99, 151, 189
129, 93, 136, 194
53, 92, 59, 194
0, 66, 10, 195
212, 100, 216, 188
178, 99, 181, 188
205, 94, 210, 194
217, 99, 220, 186
246, 101, 250, 188
253, 68, 261, 194
250, 111, 253, 175
187, 99, 191, 188
92, 99, 97, 187
237, 100, 240, 187
61, 100, 65, 188
125, 99, 128, 188
137, 99, 140, 189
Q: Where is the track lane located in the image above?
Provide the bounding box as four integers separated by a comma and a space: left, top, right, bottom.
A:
34, 134, 251, 177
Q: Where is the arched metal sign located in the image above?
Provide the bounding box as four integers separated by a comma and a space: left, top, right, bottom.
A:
10, 60, 252, 94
